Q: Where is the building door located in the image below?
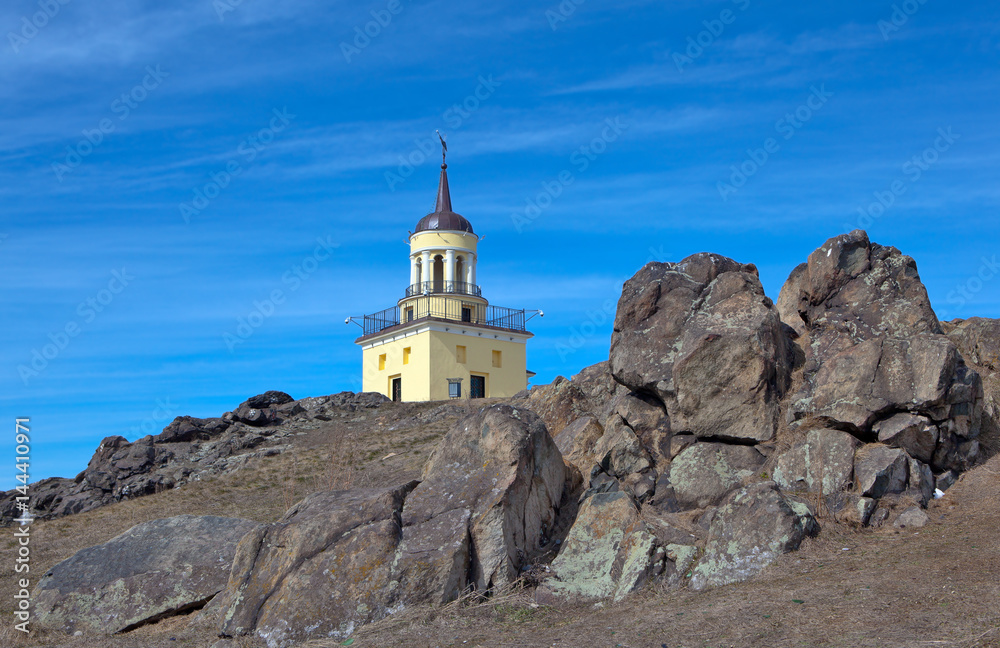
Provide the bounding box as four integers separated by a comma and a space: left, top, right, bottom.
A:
461, 306, 472, 322
391, 377, 402, 402
470, 375, 485, 399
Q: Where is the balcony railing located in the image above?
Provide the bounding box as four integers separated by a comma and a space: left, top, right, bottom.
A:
404, 281, 482, 298
360, 299, 527, 337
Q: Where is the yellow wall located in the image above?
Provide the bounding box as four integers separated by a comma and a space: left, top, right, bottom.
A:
398, 294, 488, 320
361, 325, 529, 402
409, 230, 478, 256
361, 327, 433, 401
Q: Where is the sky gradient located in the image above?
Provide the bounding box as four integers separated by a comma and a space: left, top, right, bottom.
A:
3, 0, 999, 489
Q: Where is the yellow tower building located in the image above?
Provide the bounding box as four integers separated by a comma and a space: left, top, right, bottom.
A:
352, 152, 536, 402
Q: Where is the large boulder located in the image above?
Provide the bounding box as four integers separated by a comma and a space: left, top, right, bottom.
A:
245, 390, 294, 408
233, 404, 278, 427
874, 413, 938, 463
216, 483, 417, 646
778, 230, 941, 343
690, 482, 818, 590
670, 442, 765, 509
772, 428, 859, 496
155, 416, 231, 444
854, 445, 909, 498
610, 253, 791, 443
780, 231, 983, 468
536, 491, 661, 603
400, 404, 569, 593
215, 404, 569, 646
791, 335, 970, 431
35, 515, 261, 634
232, 391, 295, 427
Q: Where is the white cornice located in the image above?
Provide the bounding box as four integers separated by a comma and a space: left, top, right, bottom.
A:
359, 321, 532, 350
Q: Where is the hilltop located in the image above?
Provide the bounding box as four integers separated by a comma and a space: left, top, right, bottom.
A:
1, 230, 998, 648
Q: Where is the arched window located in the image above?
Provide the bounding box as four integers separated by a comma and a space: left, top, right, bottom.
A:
433, 255, 444, 292
415, 259, 422, 286
455, 256, 465, 290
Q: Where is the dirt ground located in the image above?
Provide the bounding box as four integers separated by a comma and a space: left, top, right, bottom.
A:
1, 402, 998, 648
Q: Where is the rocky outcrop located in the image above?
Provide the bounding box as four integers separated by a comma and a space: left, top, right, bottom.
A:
610, 253, 791, 443
34, 515, 261, 634
17, 231, 997, 646
214, 404, 570, 647
522, 233, 989, 610
779, 231, 982, 471
943, 317, 1000, 456
0, 391, 391, 524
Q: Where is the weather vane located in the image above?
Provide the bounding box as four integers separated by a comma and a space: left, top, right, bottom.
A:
435, 130, 447, 167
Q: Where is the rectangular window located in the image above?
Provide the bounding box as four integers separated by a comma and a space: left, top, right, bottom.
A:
492, 350, 502, 368
403, 347, 411, 365
378, 353, 386, 371
405, 307, 414, 322
456, 345, 466, 364
461, 306, 472, 322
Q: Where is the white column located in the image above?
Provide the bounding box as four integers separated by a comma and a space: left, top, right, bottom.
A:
421, 251, 431, 291
445, 249, 455, 290
409, 255, 418, 286
468, 254, 476, 286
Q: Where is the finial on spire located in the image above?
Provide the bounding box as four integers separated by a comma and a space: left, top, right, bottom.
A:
435, 130, 448, 168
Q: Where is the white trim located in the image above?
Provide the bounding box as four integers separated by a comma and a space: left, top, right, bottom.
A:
410, 243, 478, 257
359, 321, 532, 350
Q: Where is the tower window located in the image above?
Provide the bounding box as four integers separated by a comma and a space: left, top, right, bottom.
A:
378, 353, 386, 371
433, 255, 444, 291
403, 347, 411, 365
461, 306, 472, 322
456, 345, 466, 364
405, 307, 414, 322
492, 350, 502, 368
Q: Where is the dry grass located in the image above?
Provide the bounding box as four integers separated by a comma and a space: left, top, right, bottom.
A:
1, 402, 999, 648
0, 399, 466, 648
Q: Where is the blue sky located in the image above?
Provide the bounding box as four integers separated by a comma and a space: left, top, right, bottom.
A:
3, 0, 999, 489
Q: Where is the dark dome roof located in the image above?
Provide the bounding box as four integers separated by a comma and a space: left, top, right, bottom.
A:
415, 210, 474, 234
413, 164, 475, 235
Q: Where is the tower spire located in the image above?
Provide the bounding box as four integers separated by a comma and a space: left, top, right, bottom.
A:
434, 130, 452, 213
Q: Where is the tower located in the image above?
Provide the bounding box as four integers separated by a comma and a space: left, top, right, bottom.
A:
351, 149, 535, 402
